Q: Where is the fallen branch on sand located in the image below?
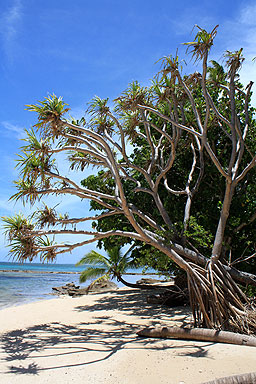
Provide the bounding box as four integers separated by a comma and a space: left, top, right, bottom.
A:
137, 326, 256, 347
201, 371, 256, 384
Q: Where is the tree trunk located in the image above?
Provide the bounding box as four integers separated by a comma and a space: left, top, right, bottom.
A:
117, 275, 173, 290
202, 372, 256, 384
211, 181, 234, 260
171, 242, 256, 287
151, 241, 256, 334
137, 326, 256, 346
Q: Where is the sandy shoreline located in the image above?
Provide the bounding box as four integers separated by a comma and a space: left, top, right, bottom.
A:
0, 288, 255, 384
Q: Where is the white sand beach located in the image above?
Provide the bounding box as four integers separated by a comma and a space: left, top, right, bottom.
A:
0, 288, 255, 384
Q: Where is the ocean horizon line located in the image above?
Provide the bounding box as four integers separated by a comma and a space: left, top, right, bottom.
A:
0, 269, 81, 274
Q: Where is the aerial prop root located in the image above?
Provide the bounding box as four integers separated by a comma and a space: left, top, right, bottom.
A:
185, 259, 256, 334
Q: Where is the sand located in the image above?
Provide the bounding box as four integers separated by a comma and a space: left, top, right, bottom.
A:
0, 288, 255, 384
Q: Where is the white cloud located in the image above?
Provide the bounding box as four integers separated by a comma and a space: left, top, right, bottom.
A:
5, 1, 22, 38
0, 121, 25, 139
0, 197, 15, 213
222, 5, 256, 57
0, 0, 22, 61
240, 4, 256, 26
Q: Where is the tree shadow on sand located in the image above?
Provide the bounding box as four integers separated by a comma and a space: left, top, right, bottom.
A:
0, 289, 213, 376
75, 288, 191, 323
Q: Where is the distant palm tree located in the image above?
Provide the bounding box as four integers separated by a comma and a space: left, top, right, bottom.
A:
76, 245, 141, 289
207, 60, 227, 86
76, 245, 170, 290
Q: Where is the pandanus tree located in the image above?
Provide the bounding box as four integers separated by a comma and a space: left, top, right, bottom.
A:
2, 26, 256, 335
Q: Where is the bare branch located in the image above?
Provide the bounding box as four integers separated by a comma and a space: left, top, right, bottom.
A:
55, 210, 124, 225
234, 211, 256, 233
36, 188, 119, 210
36, 229, 145, 255
44, 172, 118, 201
204, 142, 229, 178
50, 146, 106, 163
230, 252, 256, 267
206, 90, 232, 130
137, 104, 202, 137
176, 72, 204, 134
235, 154, 256, 184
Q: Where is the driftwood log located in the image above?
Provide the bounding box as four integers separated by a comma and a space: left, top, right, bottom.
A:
202, 371, 256, 384
137, 327, 256, 347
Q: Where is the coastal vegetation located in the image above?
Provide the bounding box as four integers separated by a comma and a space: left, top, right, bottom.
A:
76, 245, 141, 289
76, 246, 174, 291
76, 246, 134, 286
2, 26, 256, 336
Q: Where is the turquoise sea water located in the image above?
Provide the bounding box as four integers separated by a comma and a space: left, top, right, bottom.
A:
0, 261, 85, 274
0, 262, 155, 309
0, 262, 85, 310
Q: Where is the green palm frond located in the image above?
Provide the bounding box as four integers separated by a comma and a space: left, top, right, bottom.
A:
3, 218, 56, 262
184, 25, 219, 62
150, 77, 174, 104
2, 212, 29, 229
32, 203, 59, 228
67, 116, 86, 127
2, 213, 36, 261
207, 60, 227, 85
87, 96, 110, 117
156, 53, 184, 81
224, 49, 244, 77
2, 213, 34, 240
114, 81, 149, 112
10, 179, 41, 205
79, 267, 108, 283
6, 236, 36, 262
21, 128, 50, 152
26, 94, 69, 123
16, 152, 54, 176
36, 235, 55, 247
89, 115, 115, 135
118, 255, 136, 272
76, 245, 135, 286
25, 94, 70, 137
37, 236, 57, 262
106, 246, 124, 266
16, 129, 52, 179
120, 111, 141, 141
76, 250, 111, 268
15, 140, 56, 187
114, 252, 137, 275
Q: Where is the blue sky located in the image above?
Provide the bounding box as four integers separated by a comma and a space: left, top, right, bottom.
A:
0, 0, 255, 263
